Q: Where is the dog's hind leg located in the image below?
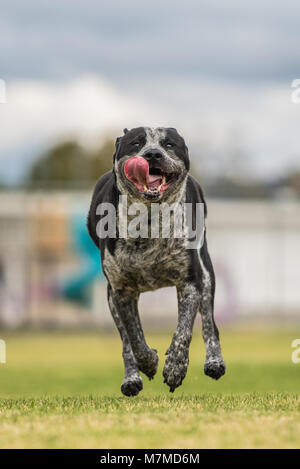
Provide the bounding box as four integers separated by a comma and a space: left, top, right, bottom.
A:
108, 285, 143, 396
108, 285, 158, 383
163, 283, 199, 392
198, 247, 226, 380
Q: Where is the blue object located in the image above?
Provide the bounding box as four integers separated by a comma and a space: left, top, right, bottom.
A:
59, 212, 103, 306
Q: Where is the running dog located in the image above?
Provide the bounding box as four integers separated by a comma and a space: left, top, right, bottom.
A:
87, 127, 225, 396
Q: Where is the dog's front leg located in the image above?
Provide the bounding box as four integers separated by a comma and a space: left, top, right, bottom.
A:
108, 286, 158, 382
108, 284, 143, 396
198, 252, 226, 380
163, 283, 199, 392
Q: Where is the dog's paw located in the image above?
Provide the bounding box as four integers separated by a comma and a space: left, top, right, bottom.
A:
204, 358, 226, 380
163, 348, 189, 392
137, 348, 159, 380
121, 374, 143, 397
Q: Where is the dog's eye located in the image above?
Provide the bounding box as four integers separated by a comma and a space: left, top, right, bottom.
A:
132, 141, 140, 147
166, 142, 174, 148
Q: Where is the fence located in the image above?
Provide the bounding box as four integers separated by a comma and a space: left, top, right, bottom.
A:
0, 191, 299, 328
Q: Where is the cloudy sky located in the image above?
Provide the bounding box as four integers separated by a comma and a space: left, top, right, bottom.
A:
1, 0, 300, 183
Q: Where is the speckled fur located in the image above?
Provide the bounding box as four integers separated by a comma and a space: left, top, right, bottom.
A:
87, 127, 225, 395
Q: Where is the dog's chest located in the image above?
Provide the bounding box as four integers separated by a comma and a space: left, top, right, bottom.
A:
103, 237, 189, 293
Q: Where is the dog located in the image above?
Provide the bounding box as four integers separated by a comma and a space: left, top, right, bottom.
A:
87, 126, 225, 396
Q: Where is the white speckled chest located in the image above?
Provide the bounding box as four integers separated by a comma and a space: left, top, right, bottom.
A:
103, 236, 189, 294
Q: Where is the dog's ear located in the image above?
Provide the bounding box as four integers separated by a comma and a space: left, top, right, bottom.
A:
113, 135, 122, 166
167, 127, 190, 171
113, 128, 130, 165
184, 144, 190, 171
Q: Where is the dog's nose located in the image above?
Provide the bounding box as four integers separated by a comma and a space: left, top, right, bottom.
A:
143, 149, 163, 161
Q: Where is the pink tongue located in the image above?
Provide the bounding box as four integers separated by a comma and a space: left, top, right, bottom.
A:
148, 174, 162, 189
124, 156, 149, 186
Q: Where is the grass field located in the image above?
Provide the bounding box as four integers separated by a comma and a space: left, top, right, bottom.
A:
0, 326, 299, 448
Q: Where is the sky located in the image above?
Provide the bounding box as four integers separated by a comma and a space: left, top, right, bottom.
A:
0, 0, 300, 183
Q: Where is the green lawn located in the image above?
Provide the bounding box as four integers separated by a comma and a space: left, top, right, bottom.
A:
0, 327, 299, 448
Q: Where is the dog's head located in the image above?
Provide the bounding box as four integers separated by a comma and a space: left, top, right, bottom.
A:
113, 127, 190, 201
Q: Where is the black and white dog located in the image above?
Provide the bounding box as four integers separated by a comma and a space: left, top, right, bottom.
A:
87, 127, 225, 396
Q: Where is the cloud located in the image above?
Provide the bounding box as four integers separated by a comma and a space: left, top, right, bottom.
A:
0, 75, 299, 183
1, 0, 300, 83
0, 75, 171, 182
1, 0, 300, 183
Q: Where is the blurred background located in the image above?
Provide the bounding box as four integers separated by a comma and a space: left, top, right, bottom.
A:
0, 0, 300, 330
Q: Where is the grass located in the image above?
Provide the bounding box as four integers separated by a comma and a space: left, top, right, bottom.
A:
0, 326, 299, 448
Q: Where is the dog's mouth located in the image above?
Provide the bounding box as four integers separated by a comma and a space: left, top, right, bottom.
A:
124, 156, 177, 197
146, 167, 177, 193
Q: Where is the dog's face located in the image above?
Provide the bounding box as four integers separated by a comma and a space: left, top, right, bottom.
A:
114, 127, 190, 201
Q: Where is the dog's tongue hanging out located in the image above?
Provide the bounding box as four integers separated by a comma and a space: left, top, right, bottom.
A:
124, 156, 149, 190
124, 156, 163, 192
